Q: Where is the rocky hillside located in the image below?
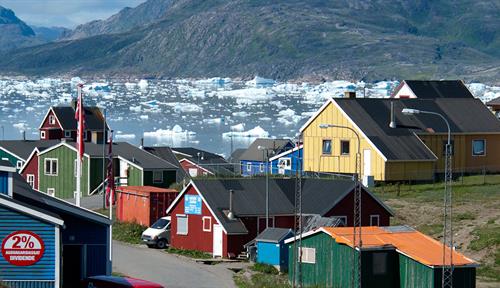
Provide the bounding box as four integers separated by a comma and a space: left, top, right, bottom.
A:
0, 6, 43, 50
0, 0, 498, 82
59, 0, 174, 40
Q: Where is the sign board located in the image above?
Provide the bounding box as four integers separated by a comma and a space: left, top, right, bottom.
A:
1, 231, 45, 266
184, 195, 202, 215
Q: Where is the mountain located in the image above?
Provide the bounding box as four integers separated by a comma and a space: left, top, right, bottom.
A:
0, 0, 499, 82
59, 0, 174, 40
0, 5, 43, 50
32, 26, 70, 42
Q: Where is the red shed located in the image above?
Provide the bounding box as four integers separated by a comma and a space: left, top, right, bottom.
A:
166, 178, 393, 258
116, 186, 178, 226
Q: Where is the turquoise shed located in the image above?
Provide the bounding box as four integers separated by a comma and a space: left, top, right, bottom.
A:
256, 228, 294, 271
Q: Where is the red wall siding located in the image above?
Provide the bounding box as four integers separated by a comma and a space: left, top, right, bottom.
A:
21, 153, 39, 190
324, 190, 391, 226
40, 110, 62, 130
170, 186, 220, 254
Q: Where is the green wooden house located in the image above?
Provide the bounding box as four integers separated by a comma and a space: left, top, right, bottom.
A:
36, 141, 178, 199
285, 226, 477, 288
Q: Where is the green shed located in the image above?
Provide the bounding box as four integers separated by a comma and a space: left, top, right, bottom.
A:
285, 226, 477, 288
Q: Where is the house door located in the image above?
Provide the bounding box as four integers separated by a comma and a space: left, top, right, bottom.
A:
213, 224, 223, 257
363, 149, 371, 177
62, 245, 83, 288
120, 160, 128, 186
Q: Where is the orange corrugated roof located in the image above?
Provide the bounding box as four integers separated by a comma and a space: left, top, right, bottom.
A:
322, 226, 476, 267
117, 186, 177, 194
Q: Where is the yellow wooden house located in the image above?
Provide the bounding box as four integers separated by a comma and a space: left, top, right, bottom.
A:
300, 97, 500, 182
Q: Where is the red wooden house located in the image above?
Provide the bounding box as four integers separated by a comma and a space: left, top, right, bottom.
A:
39, 103, 109, 143
166, 178, 393, 258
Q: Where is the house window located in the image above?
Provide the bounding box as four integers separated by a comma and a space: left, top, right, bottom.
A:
83, 131, 88, 140
340, 140, 350, 155
49, 115, 56, 125
442, 140, 455, 156
322, 139, 332, 155
202, 216, 212, 232
177, 215, 188, 235
188, 168, 198, 177
64, 131, 71, 138
153, 171, 163, 183
336, 216, 347, 226
278, 157, 292, 171
27, 174, 35, 188
299, 247, 316, 264
370, 215, 380, 226
372, 252, 388, 275
73, 159, 83, 177
40, 131, 46, 139
16, 160, 23, 169
472, 140, 486, 156
259, 163, 264, 173
44, 158, 58, 176
247, 163, 252, 172
47, 188, 55, 197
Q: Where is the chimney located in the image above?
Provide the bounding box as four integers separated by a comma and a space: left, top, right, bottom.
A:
228, 189, 235, 220
22, 130, 26, 141
389, 101, 397, 128
140, 138, 144, 149
344, 91, 356, 99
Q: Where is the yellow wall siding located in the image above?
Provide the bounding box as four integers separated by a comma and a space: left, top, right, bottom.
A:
385, 161, 435, 181
302, 102, 387, 181
418, 134, 500, 174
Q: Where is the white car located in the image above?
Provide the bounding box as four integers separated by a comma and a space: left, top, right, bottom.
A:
141, 216, 171, 249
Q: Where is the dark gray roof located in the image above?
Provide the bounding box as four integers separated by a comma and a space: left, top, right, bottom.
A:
229, 148, 246, 162
0, 193, 63, 225
0, 140, 60, 160
11, 173, 110, 225
256, 228, 293, 243
51, 106, 108, 130
393, 80, 474, 99
172, 147, 233, 175
239, 138, 294, 161
335, 98, 500, 161
57, 142, 178, 170
190, 178, 392, 234
144, 146, 187, 182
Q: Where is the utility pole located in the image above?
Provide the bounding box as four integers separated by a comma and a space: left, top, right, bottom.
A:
292, 132, 303, 288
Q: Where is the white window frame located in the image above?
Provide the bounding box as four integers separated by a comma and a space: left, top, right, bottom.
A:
472, 139, 486, 156
278, 157, 292, 170
153, 170, 163, 183
49, 115, 56, 125
47, 188, 55, 197
1, 158, 8, 161
336, 216, 347, 226
83, 131, 88, 139
322, 139, 332, 155
44, 158, 58, 176
299, 247, 316, 264
247, 163, 252, 172
16, 160, 23, 169
64, 130, 71, 138
370, 214, 380, 226
176, 214, 188, 235
202, 216, 212, 232
40, 131, 46, 139
259, 163, 264, 173
27, 174, 35, 188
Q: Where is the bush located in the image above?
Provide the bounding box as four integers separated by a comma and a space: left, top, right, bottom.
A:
251, 263, 279, 275
166, 247, 212, 259
113, 221, 147, 244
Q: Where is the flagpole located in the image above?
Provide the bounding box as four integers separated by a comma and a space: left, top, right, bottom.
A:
76, 84, 83, 207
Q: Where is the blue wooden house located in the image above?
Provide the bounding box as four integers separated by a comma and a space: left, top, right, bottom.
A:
240, 138, 294, 176
256, 227, 294, 272
0, 160, 112, 287
269, 145, 302, 176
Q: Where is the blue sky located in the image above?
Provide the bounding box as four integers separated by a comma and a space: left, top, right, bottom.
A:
0, 0, 146, 28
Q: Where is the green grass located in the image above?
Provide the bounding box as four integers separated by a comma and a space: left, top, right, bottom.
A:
113, 221, 147, 244
416, 223, 443, 237
454, 212, 476, 221
251, 263, 279, 275
477, 264, 500, 282
469, 223, 500, 251
234, 271, 290, 288
165, 247, 212, 259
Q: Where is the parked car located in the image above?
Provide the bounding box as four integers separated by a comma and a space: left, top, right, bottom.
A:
81, 275, 164, 288
141, 216, 171, 249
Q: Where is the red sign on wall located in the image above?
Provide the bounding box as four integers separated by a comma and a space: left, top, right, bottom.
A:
1, 231, 45, 266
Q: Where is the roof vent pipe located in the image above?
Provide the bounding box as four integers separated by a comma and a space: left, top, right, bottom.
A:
228, 189, 235, 220
389, 101, 397, 129
140, 138, 144, 149
22, 130, 26, 141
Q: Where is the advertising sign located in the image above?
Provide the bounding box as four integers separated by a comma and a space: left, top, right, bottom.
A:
1, 231, 45, 266
184, 195, 202, 215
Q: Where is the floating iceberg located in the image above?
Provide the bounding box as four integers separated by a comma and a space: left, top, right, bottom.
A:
223, 126, 269, 138
246, 76, 275, 87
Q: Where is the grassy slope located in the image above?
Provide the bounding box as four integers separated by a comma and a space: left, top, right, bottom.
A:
373, 175, 500, 286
